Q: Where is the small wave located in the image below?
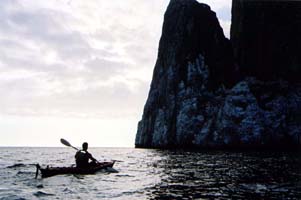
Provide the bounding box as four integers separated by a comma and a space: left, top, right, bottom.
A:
0, 195, 26, 200
7, 163, 26, 168
63, 188, 74, 194
121, 190, 140, 196
102, 179, 117, 183
6, 163, 37, 169
115, 174, 135, 177
106, 167, 119, 173
16, 171, 34, 175
33, 191, 55, 197
0, 187, 10, 192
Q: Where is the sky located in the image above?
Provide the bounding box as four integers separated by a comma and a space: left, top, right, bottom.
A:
0, 0, 231, 147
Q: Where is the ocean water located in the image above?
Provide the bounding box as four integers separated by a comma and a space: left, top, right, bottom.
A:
0, 147, 300, 200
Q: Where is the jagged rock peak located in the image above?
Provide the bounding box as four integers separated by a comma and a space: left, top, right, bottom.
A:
135, 0, 236, 148
159, 0, 237, 88
168, 0, 210, 7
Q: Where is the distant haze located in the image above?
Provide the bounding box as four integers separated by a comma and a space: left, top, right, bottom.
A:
0, 0, 231, 147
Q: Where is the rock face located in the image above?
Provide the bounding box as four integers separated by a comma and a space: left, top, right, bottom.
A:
215, 79, 301, 148
231, 0, 301, 81
135, 0, 237, 148
135, 0, 301, 149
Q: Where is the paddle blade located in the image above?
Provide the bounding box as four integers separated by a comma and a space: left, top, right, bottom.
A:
60, 138, 71, 147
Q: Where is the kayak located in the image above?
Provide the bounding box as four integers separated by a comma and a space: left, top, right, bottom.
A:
36, 161, 115, 178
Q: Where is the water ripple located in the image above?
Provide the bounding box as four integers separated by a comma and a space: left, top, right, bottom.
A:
0, 147, 300, 199
33, 191, 55, 197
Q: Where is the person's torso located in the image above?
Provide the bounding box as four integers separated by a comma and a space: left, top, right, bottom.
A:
76, 150, 90, 164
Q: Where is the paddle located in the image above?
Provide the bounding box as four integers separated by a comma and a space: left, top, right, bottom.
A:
60, 138, 79, 151
60, 138, 122, 163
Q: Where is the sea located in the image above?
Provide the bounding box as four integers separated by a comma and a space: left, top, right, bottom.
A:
0, 147, 300, 200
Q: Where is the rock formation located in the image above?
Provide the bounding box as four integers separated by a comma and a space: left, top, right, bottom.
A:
135, 0, 301, 149
231, 0, 301, 81
135, 0, 237, 148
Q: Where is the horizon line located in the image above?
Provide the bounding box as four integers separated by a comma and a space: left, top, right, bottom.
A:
0, 145, 135, 148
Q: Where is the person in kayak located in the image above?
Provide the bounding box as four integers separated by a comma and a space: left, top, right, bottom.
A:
75, 142, 98, 168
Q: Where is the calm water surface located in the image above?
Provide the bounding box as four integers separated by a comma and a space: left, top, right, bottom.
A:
0, 147, 300, 199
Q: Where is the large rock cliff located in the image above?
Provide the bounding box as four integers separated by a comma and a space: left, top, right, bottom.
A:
135, 0, 237, 148
231, 0, 301, 81
135, 0, 301, 149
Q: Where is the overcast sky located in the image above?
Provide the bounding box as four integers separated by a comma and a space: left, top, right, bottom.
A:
0, 0, 231, 147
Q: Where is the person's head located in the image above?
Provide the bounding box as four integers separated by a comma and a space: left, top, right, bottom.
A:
82, 142, 88, 151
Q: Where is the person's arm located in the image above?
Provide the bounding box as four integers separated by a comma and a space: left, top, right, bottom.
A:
87, 152, 98, 162
75, 151, 79, 159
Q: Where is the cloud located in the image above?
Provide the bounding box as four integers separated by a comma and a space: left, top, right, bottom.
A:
0, 0, 231, 119
0, 78, 150, 119
84, 58, 126, 80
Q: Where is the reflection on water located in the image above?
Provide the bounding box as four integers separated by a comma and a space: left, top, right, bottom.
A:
0, 147, 300, 199
147, 151, 301, 199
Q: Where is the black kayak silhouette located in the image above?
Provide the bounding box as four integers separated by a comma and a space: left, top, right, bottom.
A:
35, 161, 115, 178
